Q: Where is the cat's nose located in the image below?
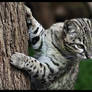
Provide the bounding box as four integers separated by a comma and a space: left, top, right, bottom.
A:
86, 51, 92, 59
87, 52, 92, 59
88, 56, 92, 59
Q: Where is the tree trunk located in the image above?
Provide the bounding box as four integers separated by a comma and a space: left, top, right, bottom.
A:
0, 2, 31, 90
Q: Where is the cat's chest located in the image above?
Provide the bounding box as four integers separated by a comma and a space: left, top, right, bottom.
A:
41, 32, 53, 53
41, 30, 60, 55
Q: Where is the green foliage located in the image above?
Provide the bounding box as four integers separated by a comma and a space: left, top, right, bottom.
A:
75, 59, 92, 90
28, 45, 35, 57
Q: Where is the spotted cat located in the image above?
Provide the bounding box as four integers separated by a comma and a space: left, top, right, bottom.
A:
10, 6, 92, 90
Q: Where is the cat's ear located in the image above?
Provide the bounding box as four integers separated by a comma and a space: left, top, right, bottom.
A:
63, 20, 76, 34
62, 20, 78, 43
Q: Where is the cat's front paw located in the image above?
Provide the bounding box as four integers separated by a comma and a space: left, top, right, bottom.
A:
24, 5, 32, 25
10, 52, 26, 69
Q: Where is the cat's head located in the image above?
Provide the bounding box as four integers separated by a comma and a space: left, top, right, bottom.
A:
62, 18, 92, 60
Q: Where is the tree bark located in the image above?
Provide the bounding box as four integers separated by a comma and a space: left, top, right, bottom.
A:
0, 2, 31, 90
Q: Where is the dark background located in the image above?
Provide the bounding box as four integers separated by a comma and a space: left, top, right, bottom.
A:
26, 2, 92, 90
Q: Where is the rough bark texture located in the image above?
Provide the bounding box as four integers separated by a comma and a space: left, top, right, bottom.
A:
0, 2, 31, 90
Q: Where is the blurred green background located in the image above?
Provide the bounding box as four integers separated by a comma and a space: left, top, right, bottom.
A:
26, 2, 92, 90
75, 60, 92, 90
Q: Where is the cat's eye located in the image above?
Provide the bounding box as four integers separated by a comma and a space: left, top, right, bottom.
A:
77, 44, 84, 49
